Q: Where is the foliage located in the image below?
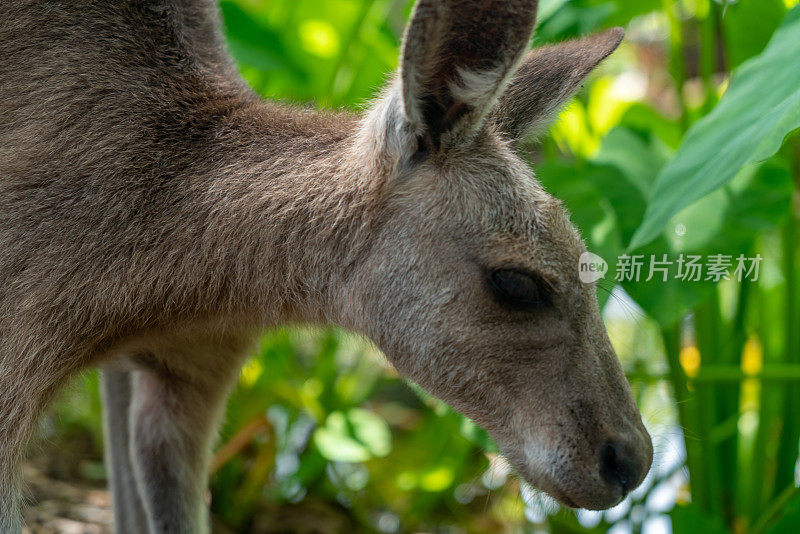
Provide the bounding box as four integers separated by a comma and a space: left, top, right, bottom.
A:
630, 6, 800, 250
44, 1, 800, 533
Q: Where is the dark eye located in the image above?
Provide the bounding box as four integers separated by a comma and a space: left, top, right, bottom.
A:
488, 269, 553, 309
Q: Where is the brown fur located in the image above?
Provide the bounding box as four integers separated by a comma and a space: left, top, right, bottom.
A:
0, 1, 651, 532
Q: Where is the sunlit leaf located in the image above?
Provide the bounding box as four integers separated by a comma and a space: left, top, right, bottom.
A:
312, 408, 391, 463
630, 6, 800, 250
298, 19, 340, 59
220, 1, 307, 79
538, 0, 570, 22
419, 465, 455, 492
314, 412, 372, 463
348, 408, 391, 458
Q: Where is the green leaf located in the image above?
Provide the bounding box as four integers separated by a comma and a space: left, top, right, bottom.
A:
594, 129, 658, 197
670, 503, 729, 534
313, 411, 372, 463
313, 426, 372, 463
220, 1, 307, 79
623, 160, 792, 326
459, 418, 499, 454
312, 408, 391, 463
723, 0, 788, 69
347, 407, 391, 458
765, 489, 800, 534
538, 0, 570, 22
629, 6, 800, 250
535, 2, 616, 42
587, 0, 661, 27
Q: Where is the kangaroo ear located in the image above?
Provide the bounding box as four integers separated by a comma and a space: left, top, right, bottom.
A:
399, 0, 539, 151
490, 28, 624, 142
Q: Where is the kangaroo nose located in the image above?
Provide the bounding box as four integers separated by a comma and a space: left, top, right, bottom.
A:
599, 441, 640, 494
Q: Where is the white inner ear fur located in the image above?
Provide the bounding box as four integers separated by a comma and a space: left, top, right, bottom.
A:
449, 63, 514, 112
355, 82, 416, 171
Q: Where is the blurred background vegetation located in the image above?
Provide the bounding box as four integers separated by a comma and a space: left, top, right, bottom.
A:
39, 0, 800, 532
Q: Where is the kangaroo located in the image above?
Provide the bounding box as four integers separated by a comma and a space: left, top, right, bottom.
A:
0, 0, 653, 532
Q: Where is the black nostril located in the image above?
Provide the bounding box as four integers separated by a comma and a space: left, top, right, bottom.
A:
599, 441, 637, 493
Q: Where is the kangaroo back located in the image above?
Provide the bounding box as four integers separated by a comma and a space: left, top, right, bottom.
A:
0, 0, 245, 295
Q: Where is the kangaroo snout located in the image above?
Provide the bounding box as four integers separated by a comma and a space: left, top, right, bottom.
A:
540, 420, 653, 511
598, 433, 653, 501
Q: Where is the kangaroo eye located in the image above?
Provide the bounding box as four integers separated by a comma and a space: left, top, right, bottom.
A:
488, 269, 553, 309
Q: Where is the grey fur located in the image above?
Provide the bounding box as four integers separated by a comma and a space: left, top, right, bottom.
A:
0, 1, 650, 532
102, 369, 149, 532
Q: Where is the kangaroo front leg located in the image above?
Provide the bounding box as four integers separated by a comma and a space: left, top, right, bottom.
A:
1, 344, 82, 534
128, 361, 239, 534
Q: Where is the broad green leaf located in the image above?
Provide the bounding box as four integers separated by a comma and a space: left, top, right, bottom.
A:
723, 0, 787, 69
589, 126, 669, 249
629, 6, 800, 250
593, 127, 666, 199
619, 103, 684, 149
625, 160, 793, 326
538, 0, 571, 22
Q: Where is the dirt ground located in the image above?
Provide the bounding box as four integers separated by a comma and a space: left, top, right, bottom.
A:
21, 463, 112, 534
19, 451, 359, 534
19, 461, 346, 534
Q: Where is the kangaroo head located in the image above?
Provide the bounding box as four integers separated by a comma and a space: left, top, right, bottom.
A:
340, 0, 652, 510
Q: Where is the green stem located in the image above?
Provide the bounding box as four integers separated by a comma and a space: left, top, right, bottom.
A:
626, 365, 800, 383
774, 137, 800, 495
661, 322, 712, 511
751, 484, 800, 534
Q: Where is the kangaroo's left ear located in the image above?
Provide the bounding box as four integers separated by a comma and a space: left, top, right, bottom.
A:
490, 28, 624, 142
399, 0, 539, 151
